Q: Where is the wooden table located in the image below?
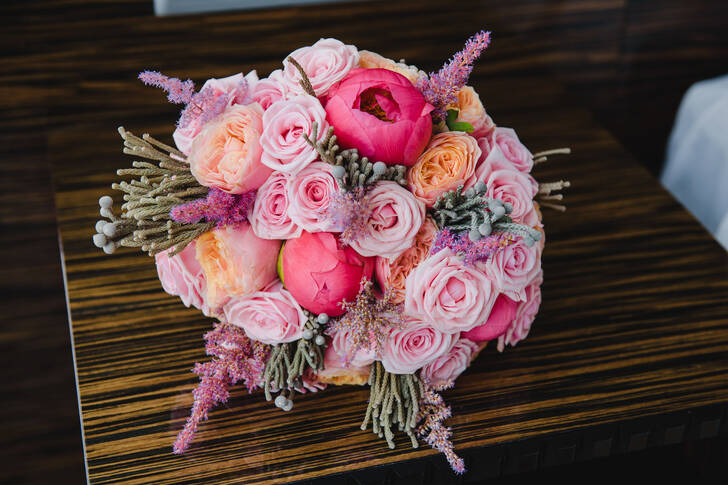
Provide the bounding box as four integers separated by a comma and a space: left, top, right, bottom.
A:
41, 2, 728, 484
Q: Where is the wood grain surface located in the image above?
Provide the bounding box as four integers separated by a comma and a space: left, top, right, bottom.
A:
3, 0, 728, 483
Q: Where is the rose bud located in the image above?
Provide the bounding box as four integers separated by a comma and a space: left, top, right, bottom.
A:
324, 68, 434, 166
281, 231, 374, 316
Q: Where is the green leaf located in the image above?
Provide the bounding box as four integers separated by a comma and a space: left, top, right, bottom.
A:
445, 109, 474, 133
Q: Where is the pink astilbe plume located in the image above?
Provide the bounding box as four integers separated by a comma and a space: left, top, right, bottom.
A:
416, 383, 466, 474
173, 322, 269, 454
431, 227, 515, 265
324, 187, 374, 246
138, 71, 196, 104
170, 188, 256, 228
177, 80, 249, 130
417, 30, 491, 120
327, 278, 404, 360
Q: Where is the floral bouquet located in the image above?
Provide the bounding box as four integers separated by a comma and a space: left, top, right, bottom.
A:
92, 31, 570, 473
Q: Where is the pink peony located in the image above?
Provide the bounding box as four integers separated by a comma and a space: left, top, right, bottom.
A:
348, 181, 426, 260
155, 241, 212, 316
498, 271, 543, 351
282, 38, 359, 96
281, 231, 374, 316
485, 168, 538, 223
195, 224, 281, 308
461, 294, 518, 342
173, 71, 258, 155
325, 68, 434, 166
380, 317, 455, 374
223, 281, 305, 345
251, 69, 289, 110
375, 217, 437, 304
260, 95, 329, 174
419, 337, 479, 389
405, 248, 497, 334
250, 171, 302, 240
286, 161, 338, 233
188, 103, 272, 194
491, 127, 533, 173
483, 236, 541, 301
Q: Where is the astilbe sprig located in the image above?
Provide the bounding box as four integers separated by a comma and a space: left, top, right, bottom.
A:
431, 227, 515, 265
138, 71, 196, 104
173, 322, 269, 454
324, 187, 375, 246
327, 278, 404, 360
170, 188, 256, 228
416, 383, 465, 474
417, 30, 491, 121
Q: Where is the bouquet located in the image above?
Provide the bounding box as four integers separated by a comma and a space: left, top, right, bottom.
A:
92, 31, 570, 474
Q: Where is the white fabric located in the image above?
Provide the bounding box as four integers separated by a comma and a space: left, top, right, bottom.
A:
662, 74, 728, 250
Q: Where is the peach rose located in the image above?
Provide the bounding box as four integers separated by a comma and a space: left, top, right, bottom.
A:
419, 337, 479, 389
375, 217, 437, 304
188, 104, 272, 194
349, 181, 426, 260
405, 248, 497, 334
407, 131, 481, 207
195, 224, 281, 308
357, 50, 427, 86
454, 86, 494, 137
223, 281, 305, 345
381, 316, 455, 374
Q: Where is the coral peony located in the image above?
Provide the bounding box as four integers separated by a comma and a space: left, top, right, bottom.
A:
407, 131, 481, 207
325, 68, 434, 166
188, 103, 272, 194
375, 217, 437, 304
461, 294, 518, 342
281, 231, 374, 316
348, 181, 426, 260
195, 224, 280, 308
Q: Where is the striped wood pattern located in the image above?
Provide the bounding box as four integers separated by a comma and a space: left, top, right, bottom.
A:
25, 0, 728, 482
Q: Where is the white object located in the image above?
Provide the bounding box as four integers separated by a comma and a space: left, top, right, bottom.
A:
662, 74, 728, 250
154, 0, 360, 16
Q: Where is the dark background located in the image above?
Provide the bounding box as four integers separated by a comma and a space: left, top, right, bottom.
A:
1, 0, 726, 483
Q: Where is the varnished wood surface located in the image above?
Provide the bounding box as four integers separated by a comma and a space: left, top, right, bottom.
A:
2, 0, 728, 483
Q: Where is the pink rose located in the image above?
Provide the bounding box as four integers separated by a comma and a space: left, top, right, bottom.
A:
485, 169, 538, 223
260, 95, 329, 174
282, 38, 359, 96
470, 137, 517, 184
195, 224, 281, 308
154, 241, 212, 316
250, 171, 302, 240
405, 248, 497, 334
461, 294, 518, 342
498, 271, 543, 351
223, 281, 305, 345
281, 231, 374, 316
325, 68, 434, 166
375, 217, 437, 304
419, 337, 479, 389
317, 342, 371, 386
173, 71, 259, 155
349, 181, 426, 260
484, 236, 541, 301
492, 127, 533, 173
286, 161, 338, 233
188, 103, 272, 194
251, 69, 289, 110
380, 317, 455, 374
326, 326, 376, 367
